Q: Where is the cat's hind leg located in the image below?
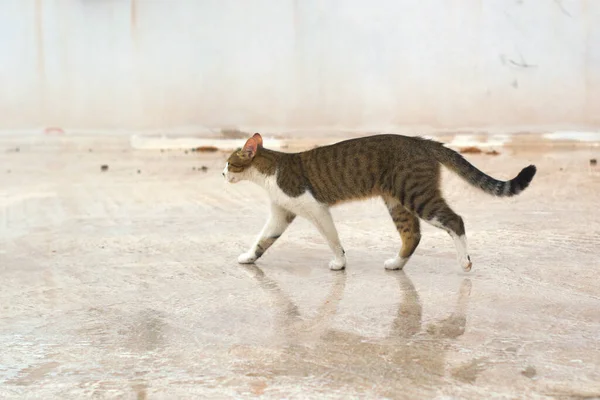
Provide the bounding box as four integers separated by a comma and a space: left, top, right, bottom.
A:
419, 198, 472, 272
383, 198, 421, 270
238, 203, 296, 264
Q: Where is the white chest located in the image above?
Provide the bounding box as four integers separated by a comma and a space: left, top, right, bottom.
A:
259, 174, 321, 217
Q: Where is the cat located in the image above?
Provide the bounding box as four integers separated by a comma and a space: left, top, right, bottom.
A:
223, 133, 536, 272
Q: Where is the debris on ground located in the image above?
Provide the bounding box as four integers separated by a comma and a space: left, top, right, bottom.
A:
44, 127, 65, 135
101, 165, 109, 172
137, 170, 141, 174
591, 159, 597, 166
521, 366, 537, 379
200, 166, 208, 172
192, 146, 219, 153
459, 147, 500, 155
459, 146, 483, 154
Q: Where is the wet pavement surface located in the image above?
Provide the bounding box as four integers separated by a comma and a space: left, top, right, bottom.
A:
1, 135, 599, 399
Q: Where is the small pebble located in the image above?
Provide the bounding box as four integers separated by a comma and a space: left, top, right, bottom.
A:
200, 166, 208, 172
521, 366, 537, 378
137, 169, 141, 174
101, 165, 109, 171
590, 159, 597, 166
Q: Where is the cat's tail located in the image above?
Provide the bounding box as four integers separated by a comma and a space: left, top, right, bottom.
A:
425, 140, 536, 197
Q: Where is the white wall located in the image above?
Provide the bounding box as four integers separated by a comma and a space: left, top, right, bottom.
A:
0, 0, 599, 133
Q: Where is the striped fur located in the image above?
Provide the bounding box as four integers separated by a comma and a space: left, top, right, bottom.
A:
426, 141, 537, 197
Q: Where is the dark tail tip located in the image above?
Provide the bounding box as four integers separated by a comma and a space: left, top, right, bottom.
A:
510, 164, 537, 195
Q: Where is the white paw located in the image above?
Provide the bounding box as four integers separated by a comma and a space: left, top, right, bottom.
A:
238, 252, 258, 264
328, 257, 346, 271
384, 257, 408, 270
459, 255, 472, 272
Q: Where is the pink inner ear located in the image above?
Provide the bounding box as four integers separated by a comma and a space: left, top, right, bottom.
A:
242, 136, 258, 158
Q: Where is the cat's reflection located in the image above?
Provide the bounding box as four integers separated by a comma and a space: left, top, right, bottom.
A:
238, 265, 478, 393
241, 264, 346, 341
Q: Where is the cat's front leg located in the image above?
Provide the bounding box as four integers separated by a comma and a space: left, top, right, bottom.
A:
305, 206, 346, 270
238, 203, 296, 264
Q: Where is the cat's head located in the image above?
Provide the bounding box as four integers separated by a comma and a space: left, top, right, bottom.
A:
223, 133, 263, 183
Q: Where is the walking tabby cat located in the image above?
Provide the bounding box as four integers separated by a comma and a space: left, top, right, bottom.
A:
223, 133, 536, 271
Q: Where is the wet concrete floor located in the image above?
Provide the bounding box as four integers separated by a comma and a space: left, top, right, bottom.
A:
0, 135, 599, 398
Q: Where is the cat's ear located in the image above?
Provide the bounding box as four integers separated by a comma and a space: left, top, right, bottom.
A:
242, 133, 263, 159
251, 133, 263, 148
